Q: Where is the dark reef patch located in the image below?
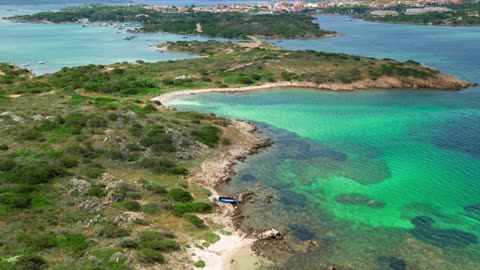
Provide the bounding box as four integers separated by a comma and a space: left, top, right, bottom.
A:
240, 174, 256, 182
288, 223, 316, 241
375, 256, 407, 270
431, 117, 480, 158
464, 203, 480, 212
272, 183, 294, 190
278, 190, 307, 207
335, 193, 385, 209
410, 216, 478, 248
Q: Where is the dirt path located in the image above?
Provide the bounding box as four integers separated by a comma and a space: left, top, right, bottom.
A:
225, 62, 255, 72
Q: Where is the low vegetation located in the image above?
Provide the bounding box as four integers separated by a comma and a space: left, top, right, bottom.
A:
0, 85, 231, 269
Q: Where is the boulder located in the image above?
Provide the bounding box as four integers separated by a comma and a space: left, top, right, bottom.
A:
68, 178, 91, 197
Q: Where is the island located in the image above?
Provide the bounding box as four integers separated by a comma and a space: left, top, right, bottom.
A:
8, 4, 334, 39
0, 36, 475, 270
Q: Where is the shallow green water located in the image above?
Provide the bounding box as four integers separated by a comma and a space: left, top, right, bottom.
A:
169, 16, 480, 270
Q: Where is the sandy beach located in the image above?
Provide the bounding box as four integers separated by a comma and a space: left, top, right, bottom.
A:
152, 74, 471, 105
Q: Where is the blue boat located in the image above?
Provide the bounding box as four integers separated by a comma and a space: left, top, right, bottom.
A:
218, 197, 240, 205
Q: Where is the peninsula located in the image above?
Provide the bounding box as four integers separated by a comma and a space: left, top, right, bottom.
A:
0, 38, 474, 270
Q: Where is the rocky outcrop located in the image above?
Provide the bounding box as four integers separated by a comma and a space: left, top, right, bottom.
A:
68, 178, 91, 197
191, 120, 272, 188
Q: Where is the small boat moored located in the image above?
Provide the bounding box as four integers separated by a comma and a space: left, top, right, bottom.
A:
218, 197, 240, 205
37, 61, 45, 64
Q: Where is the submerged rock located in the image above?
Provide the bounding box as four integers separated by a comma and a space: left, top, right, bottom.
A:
240, 174, 256, 181
278, 190, 307, 207
410, 216, 478, 248
376, 256, 406, 270
288, 223, 315, 241
334, 193, 385, 209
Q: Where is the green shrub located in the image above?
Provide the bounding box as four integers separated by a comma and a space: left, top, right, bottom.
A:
143, 104, 157, 112
142, 182, 167, 194
18, 128, 43, 141
141, 239, 180, 252
56, 234, 90, 254
126, 192, 142, 200
81, 167, 105, 179
5, 161, 65, 185
168, 166, 188, 175
88, 185, 106, 197
97, 223, 130, 238
64, 112, 89, 127
14, 255, 47, 270
0, 144, 8, 150
59, 156, 78, 168
0, 158, 16, 171
191, 125, 221, 148
138, 231, 175, 242
142, 203, 161, 215
17, 232, 56, 249
194, 260, 206, 268
140, 128, 175, 153
221, 138, 231, 145
86, 116, 108, 128
137, 248, 165, 264
169, 188, 193, 203
119, 238, 139, 249
184, 214, 205, 227
171, 202, 213, 217
0, 193, 31, 209
117, 200, 141, 211
138, 157, 178, 174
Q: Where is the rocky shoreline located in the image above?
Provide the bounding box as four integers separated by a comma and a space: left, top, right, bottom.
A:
188, 119, 275, 269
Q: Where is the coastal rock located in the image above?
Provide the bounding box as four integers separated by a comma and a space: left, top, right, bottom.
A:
97, 173, 124, 191
303, 240, 318, 252
68, 178, 91, 197
126, 111, 137, 118
78, 196, 101, 210
258, 228, 282, 240
32, 114, 43, 121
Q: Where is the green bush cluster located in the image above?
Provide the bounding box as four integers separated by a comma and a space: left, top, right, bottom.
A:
97, 223, 130, 238
169, 188, 194, 203
116, 200, 142, 211
184, 214, 205, 228
138, 231, 179, 252
191, 125, 221, 148
171, 202, 213, 217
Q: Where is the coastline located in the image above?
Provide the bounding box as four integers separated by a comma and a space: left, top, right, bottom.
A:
182, 118, 273, 269
152, 74, 473, 105
152, 72, 473, 269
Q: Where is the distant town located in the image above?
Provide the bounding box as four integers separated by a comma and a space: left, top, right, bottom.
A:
142, 0, 465, 15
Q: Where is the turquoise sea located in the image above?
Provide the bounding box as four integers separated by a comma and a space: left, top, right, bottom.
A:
169, 16, 480, 269
0, 4, 234, 75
